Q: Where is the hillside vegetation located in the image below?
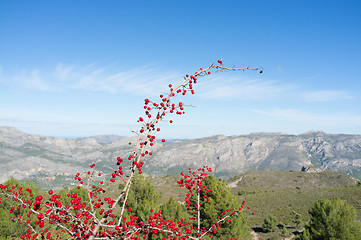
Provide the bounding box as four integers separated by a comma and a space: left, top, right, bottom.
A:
1, 169, 360, 240
147, 170, 361, 239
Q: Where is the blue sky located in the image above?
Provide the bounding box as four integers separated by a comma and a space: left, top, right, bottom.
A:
0, 0, 360, 139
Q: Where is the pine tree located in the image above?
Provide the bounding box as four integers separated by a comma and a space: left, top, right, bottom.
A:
0, 179, 41, 239
120, 174, 159, 222
298, 198, 361, 240
160, 196, 186, 222
199, 175, 250, 240
291, 210, 302, 228
262, 215, 278, 233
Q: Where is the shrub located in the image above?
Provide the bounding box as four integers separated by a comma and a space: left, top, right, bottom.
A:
298, 198, 361, 240
262, 215, 278, 233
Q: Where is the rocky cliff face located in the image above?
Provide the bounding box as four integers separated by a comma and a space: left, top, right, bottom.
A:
1, 127, 360, 189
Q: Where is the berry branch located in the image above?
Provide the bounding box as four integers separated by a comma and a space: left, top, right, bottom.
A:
0, 60, 261, 240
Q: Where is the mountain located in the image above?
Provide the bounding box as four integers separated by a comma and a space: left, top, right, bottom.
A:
0, 127, 360, 189
144, 131, 361, 180
86, 135, 127, 144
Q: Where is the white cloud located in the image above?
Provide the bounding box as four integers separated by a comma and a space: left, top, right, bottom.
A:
253, 108, 361, 127
4, 63, 357, 104
302, 90, 354, 102
13, 69, 51, 91
196, 74, 295, 100
54, 63, 76, 81
0, 107, 70, 124
5, 63, 295, 100
6, 63, 183, 96
0, 66, 3, 83
0, 107, 138, 137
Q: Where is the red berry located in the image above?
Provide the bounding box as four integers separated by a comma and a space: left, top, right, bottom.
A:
161, 139, 165, 142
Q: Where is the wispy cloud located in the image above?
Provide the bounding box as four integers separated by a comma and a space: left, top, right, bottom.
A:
0, 107, 70, 124
5, 63, 183, 96
3, 63, 357, 103
302, 90, 354, 102
0, 66, 3, 83
254, 108, 361, 127
197, 75, 296, 100
13, 69, 51, 91
0, 107, 138, 136
3, 63, 296, 100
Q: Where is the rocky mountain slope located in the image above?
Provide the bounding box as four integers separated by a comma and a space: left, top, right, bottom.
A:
146, 131, 361, 179
1, 127, 360, 189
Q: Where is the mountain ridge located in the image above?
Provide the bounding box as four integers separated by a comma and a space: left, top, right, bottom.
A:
1, 126, 360, 189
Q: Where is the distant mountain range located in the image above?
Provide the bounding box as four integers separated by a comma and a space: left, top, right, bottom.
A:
1, 126, 360, 189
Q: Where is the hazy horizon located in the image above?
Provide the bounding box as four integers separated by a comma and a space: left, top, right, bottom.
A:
1, 125, 357, 141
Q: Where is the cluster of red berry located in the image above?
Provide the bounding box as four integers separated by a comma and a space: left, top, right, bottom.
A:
0, 60, 261, 239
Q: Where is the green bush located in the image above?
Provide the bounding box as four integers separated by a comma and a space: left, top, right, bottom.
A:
262, 215, 278, 232
200, 175, 251, 240
298, 198, 361, 240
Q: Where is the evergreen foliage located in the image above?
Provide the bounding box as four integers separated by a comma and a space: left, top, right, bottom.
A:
291, 210, 302, 228
0, 208, 26, 239
0, 179, 42, 239
262, 215, 278, 232
199, 175, 250, 240
57, 186, 90, 206
160, 196, 186, 222
298, 198, 361, 240
120, 174, 159, 222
